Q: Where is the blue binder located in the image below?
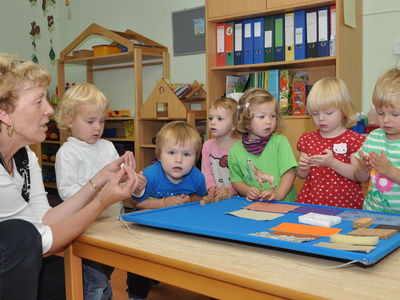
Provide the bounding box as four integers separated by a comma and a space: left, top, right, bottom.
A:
294, 10, 306, 60
317, 6, 330, 57
243, 19, 254, 65
274, 15, 285, 62
234, 21, 244, 65
267, 69, 280, 100
253, 17, 264, 64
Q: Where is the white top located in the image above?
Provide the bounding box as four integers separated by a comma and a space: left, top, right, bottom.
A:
0, 146, 52, 253
55, 137, 123, 218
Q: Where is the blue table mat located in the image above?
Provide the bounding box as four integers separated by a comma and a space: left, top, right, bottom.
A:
121, 197, 400, 265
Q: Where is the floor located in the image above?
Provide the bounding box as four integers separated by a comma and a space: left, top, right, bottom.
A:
110, 268, 210, 300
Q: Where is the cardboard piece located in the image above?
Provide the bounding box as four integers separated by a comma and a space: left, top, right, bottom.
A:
227, 209, 283, 221
245, 202, 299, 213
348, 228, 398, 240
270, 222, 342, 237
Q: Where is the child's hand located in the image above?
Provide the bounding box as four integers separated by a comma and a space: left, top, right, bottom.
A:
259, 190, 275, 201
164, 194, 189, 206
134, 171, 147, 194
309, 149, 335, 168
207, 186, 218, 198
246, 187, 260, 201
298, 152, 311, 171
369, 150, 392, 176
357, 149, 372, 171
214, 186, 232, 198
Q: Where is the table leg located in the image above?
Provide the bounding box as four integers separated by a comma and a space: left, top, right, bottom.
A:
64, 244, 83, 300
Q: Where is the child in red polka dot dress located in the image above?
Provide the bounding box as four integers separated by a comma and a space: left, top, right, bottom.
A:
296, 77, 366, 209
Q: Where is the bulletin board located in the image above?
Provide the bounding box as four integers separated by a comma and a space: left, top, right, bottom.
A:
172, 6, 205, 56
121, 197, 400, 265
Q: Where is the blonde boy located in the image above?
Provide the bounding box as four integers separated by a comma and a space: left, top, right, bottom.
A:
134, 121, 206, 208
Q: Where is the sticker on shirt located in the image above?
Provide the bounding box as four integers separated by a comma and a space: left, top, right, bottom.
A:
332, 143, 348, 155
371, 169, 395, 193
209, 154, 230, 185
247, 159, 276, 190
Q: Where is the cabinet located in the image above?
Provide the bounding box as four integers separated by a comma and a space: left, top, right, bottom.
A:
205, 0, 362, 192
55, 23, 170, 171
136, 78, 207, 170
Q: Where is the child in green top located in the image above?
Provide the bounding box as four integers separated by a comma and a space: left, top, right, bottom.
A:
355, 68, 400, 213
228, 88, 297, 202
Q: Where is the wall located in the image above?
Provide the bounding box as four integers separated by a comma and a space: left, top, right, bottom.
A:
0, 0, 59, 94
57, 0, 205, 113
362, 0, 400, 113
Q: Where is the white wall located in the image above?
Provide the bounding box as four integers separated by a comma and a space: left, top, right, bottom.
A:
0, 0, 59, 94
362, 0, 400, 113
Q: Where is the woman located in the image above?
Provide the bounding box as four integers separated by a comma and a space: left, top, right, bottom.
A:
0, 53, 138, 299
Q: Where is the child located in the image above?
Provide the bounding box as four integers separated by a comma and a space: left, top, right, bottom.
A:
54, 83, 143, 300
201, 97, 240, 198
355, 69, 400, 213
296, 77, 366, 209
128, 120, 207, 299
228, 88, 297, 202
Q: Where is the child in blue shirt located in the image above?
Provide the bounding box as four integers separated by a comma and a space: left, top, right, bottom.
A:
127, 121, 206, 299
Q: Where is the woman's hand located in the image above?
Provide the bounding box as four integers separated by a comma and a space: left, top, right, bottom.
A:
96, 166, 138, 208
92, 151, 135, 187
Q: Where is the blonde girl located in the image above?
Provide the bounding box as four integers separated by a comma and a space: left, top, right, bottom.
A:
297, 77, 365, 208
228, 88, 297, 202
201, 97, 240, 198
355, 69, 400, 213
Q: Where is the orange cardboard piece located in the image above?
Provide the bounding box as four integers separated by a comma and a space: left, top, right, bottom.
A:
270, 222, 342, 237
244, 202, 299, 213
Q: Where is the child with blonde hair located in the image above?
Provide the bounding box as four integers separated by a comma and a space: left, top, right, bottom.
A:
297, 77, 365, 208
355, 69, 400, 213
55, 82, 144, 300
129, 121, 206, 299
228, 88, 297, 202
201, 97, 240, 198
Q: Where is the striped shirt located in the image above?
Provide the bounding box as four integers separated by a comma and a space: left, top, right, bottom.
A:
360, 129, 400, 213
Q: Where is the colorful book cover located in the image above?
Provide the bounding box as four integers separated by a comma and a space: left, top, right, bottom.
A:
279, 69, 293, 115
291, 77, 307, 116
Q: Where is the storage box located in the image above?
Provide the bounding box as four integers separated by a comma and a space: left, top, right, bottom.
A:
72, 50, 93, 58
92, 45, 120, 56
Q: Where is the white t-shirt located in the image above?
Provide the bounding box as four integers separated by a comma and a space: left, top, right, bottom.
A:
0, 146, 53, 253
55, 137, 123, 218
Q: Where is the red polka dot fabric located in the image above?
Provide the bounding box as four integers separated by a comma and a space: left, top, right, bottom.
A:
296, 130, 366, 209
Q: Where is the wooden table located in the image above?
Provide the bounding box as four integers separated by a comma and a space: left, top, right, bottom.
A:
64, 217, 400, 300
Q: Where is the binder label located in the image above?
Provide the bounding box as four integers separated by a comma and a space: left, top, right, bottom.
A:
254, 21, 261, 37
244, 23, 251, 38
306, 12, 317, 43
265, 31, 272, 48
318, 10, 328, 41
235, 23, 243, 51
217, 25, 225, 53
295, 28, 303, 44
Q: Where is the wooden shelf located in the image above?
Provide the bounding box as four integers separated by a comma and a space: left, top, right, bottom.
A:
105, 138, 135, 142
42, 161, 56, 167
44, 182, 58, 189
42, 140, 61, 144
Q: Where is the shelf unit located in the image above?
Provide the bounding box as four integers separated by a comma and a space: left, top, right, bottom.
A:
55, 23, 170, 172
205, 0, 362, 192
136, 78, 207, 170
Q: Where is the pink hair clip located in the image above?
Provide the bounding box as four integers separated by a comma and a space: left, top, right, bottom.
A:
244, 102, 250, 109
